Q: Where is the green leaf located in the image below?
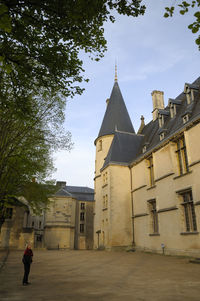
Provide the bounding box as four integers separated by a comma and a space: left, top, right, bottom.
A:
194, 12, 200, 18
192, 27, 199, 33
164, 13, 169, 18
195, 36, 200, 45
0, 4, 8, 15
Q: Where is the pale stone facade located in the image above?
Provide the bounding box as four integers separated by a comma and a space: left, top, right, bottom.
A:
44, 183, 94, 250
0, 200, 35, 250
94, 76, 200, 256
0, 183, 94, 250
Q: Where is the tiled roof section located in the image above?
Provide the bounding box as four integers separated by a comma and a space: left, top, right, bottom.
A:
66, 186, 94, 194
101, 131, 143, 170
54, 188, 72, 197
134, 76, 200, 162
55, 186, 94, 202
97, 82, 135, 140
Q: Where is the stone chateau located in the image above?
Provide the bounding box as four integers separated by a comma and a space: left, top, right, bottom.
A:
94, 74, 200, 257
1, 73, 200, 257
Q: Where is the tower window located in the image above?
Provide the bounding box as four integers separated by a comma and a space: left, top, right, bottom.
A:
98, 140, 102, 151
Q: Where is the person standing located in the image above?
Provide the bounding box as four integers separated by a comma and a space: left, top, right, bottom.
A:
22, 244, 33, 285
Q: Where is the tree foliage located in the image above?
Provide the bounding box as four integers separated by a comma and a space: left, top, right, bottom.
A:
0, 0, 146, 221
164, 0, 200, 49
0, 71, 72, 220
0, 0, 145, 98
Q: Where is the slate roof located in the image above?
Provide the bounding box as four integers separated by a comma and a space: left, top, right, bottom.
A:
101, 76, 200, 170
136, 76, 200, 162
101, 131, 143, 170
55, 185, 94, 202
97, 81, 135, 141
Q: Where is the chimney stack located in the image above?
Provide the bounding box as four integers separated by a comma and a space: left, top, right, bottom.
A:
151, 90, 164, 121
56, 181, 66, 188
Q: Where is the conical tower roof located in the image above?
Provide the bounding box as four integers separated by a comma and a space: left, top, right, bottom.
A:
97, 81, 135, 140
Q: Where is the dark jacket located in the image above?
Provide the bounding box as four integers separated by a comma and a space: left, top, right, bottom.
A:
22, 248, 33, 265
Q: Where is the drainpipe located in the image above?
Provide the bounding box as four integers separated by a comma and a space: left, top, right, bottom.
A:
129, 166, 135, 247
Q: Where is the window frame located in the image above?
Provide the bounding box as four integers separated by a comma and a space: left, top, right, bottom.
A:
147, 155, 155, 187
179, 190, 197, 232
175, 136, 189, 175
148, 199, 159, 234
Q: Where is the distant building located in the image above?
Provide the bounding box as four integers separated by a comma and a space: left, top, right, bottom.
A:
0, 182, 94, 250
44, 182, 94, 250
0, 198, 36, 249
94, 73, 200, 256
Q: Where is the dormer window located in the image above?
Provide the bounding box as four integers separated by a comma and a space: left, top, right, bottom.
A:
158, 110, 169, 128
182, 114, 189, 124
160, 132, 165, 141
142, 142, 149, 154
158, 128, 167, 141
168, 98, 181, 118
184, 83, 199, 105
142, 145, 147, 153
169, 103, 176, 118
158, 114, 164, 128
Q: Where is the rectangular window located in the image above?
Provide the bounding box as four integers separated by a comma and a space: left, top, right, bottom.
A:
148, 199, 159, 234
80, 212, 85, 221
36, 235, 42, 242
105, 195, 108, 208
180, 190, 197, 232
103, 195, 108, 209
80, 202, 85, 210
148, 156, 155, 187
176, 136, 189, 175
103, 172, 108, 185
98, 140, 102, 151
80, 224, 84, 233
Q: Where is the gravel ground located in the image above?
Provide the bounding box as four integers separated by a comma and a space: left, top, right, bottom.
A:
0, 250, 200, 301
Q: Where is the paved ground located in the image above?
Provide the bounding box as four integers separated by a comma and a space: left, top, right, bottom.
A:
0, 250, 200, 301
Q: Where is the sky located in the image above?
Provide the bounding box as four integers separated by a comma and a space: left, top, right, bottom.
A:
52, 0, 200, 188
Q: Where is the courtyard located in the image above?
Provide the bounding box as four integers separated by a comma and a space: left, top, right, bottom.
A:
0, 250, 200, 301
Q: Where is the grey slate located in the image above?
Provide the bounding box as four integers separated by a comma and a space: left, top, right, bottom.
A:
55, 185, 94, 202
101, 76, 200, 169
134, 76, 200, 161
102, 131, 143, 170
97, 82, 135, 140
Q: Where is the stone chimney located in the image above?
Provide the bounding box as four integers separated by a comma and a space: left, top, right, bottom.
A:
151, 90, 164, 121
56, 181, 66, 188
